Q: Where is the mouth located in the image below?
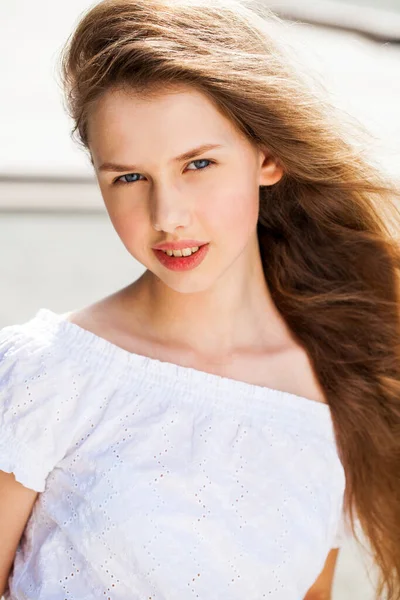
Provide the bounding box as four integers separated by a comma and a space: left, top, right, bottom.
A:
152, 240, 209, 252
152, 243, 210, 271
158, 245, 202, 258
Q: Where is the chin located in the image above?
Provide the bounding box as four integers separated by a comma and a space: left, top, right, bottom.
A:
156, 272, 215, 295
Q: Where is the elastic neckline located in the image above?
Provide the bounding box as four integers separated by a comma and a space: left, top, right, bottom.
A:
31, 308, 334, 425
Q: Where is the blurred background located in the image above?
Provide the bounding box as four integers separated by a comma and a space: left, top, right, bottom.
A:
1, 0, 400, 598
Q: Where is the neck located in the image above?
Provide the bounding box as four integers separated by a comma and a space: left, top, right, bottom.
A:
122, 235, 291, 361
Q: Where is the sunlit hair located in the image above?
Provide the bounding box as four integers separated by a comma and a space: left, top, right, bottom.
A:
58, 0, 400, 596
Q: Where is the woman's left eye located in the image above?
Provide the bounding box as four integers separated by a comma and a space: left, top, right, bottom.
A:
186, 158, 215, 171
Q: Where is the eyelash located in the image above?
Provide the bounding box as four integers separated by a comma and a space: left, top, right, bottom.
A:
112, 158, 216, 185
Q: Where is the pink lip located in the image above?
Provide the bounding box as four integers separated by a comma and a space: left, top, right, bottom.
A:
153, 243, 210, 271
152, 240, 208, 250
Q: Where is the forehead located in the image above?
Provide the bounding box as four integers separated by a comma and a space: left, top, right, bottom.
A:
90, 84, 219, 120
87, 84, 245, 153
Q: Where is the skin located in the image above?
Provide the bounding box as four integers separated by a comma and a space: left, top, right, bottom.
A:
86, 84, 295, 365
303, 547, 340, 599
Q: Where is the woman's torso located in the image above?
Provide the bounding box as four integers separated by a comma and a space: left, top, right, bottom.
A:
1, 302, 343, 600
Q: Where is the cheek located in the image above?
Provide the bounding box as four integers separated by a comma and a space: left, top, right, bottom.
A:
202, 183, 259, 239
104, 196, 148, 249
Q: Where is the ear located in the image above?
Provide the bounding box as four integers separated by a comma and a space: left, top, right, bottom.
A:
258, 149, 284, 187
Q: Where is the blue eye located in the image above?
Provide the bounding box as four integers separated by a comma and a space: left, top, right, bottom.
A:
186, 159, 214, 171
113, 158, 215, 185
115, 173, 143, 184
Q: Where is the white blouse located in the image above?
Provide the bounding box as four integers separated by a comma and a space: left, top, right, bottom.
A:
0, 308, 352, 600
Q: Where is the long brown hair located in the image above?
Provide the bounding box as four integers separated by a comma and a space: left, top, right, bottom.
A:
58, 0, 400, 596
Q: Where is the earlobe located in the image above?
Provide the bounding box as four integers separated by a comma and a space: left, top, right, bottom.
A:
259, 154, 284, 187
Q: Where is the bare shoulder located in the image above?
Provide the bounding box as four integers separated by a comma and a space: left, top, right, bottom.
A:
64, 288, 131, 338
230, 339, 328, 406
65, 284, 137, 330
64, 301, 110, 338
63, 286, 154, 355
64, 292, 328, 407
249, 316, 328, 406
65, 298, 110, 328
274, 343, 328, 405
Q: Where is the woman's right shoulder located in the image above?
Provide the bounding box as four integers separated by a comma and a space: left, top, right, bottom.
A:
0, 310, 94, 492
0, 309, 70, 370
0, 308, 94, 414
1, 310, 53, 359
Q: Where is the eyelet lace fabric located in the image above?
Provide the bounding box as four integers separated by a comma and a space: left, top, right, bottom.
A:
0, 308, 350, 600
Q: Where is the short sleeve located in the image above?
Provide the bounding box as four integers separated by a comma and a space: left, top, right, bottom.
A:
0, 321, 83, 493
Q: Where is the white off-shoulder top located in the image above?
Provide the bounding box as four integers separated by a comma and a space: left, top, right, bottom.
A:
0, 308, 352, 600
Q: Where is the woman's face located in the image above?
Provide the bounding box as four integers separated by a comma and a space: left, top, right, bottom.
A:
87, 84, 283, 294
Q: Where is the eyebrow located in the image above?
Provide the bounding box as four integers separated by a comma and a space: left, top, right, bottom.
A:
98, 143, 224, 173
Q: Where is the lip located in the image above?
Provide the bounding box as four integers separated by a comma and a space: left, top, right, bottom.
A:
153, 243, 210, 271
152, 239, 208, 250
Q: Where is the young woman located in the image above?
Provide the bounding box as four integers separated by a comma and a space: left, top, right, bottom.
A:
1, 0, 399, 598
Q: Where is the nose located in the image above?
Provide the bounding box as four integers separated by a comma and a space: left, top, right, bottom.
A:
151, 185, 192, 233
